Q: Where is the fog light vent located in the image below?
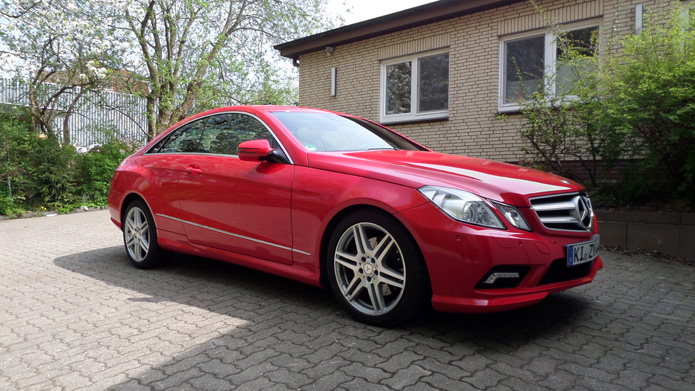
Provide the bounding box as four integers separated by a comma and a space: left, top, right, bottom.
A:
475, 266, 530, 289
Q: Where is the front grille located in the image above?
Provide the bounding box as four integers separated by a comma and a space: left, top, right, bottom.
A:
530, 192, 594, 231
538, 258, 593, 285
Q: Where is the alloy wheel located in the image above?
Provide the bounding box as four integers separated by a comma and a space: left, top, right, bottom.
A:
333, 222, 406, 316
124, 206, 150, 263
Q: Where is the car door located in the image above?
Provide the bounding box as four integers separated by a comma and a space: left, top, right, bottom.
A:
138, 121, 208, 235
175, 113, 295, 265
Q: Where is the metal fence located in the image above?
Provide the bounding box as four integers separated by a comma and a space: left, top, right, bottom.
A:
0, 78, 148, 148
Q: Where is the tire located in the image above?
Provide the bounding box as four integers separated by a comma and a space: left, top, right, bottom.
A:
122, 200, 168, 269
327, 210, 430, 326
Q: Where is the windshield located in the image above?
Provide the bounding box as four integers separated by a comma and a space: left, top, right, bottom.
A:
271, 111, 425, 152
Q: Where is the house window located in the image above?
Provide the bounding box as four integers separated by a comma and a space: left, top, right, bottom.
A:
502, 35, 545, 104
381, 51, 449, 123
500, 22, 599, 111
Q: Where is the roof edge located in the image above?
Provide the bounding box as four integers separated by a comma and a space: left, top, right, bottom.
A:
275, 0, 525, 59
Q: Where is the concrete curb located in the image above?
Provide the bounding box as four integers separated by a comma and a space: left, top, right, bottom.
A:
0, 206, 108, 222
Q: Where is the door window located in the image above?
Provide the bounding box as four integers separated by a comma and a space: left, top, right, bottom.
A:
149, 112, 281, 156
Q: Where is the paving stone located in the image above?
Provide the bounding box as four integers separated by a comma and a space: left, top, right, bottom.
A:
381, 365, 431, 389
0, 211, 694, 390
303, 370, 352, 390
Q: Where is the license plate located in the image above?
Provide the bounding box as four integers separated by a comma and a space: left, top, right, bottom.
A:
566, 235, 600, 267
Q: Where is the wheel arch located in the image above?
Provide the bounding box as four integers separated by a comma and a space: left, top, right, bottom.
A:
120, 192, 149, 230
318, 204, 431, 292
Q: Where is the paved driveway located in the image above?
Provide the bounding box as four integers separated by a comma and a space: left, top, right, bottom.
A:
1, 210, 694, 391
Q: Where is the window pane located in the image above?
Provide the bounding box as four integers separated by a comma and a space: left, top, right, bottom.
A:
385, 61, 412, 115
505, 36, 545, 103
418, 53, 449, 112
272, 111, 413, 152
556, 27, 599, 95
206, 114, 277, 155
157, 122, 205, 153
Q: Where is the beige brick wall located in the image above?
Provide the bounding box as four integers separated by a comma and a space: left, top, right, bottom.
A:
297, 0, 674, 162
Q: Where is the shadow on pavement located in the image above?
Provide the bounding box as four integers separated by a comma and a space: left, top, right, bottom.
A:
53, 246, 594, 389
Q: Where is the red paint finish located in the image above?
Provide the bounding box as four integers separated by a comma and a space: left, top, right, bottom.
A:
109, 105, 602, 315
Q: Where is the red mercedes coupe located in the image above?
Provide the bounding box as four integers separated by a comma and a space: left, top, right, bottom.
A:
108, 106, 602, 325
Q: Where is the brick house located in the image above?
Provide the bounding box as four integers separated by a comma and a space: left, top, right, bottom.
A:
275, 0, 683, 163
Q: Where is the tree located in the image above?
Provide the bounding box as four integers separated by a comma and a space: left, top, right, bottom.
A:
599, 7, 695, 199
113, 0, 333, 140
2, 0, 335, 141
0, 0, 125, 143
513, 2, 695, 203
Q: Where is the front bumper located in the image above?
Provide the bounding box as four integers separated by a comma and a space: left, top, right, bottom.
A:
396, 202, 603, 313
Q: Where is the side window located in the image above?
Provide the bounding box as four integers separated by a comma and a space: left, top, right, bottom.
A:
149, 112, 282, 157
207, 113, 278, 155
156, 121, 205, 153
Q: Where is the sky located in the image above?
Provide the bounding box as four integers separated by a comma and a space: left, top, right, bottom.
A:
326, 0, 439, 25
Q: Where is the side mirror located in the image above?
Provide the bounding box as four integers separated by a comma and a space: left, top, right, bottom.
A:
238, 139, 273, 162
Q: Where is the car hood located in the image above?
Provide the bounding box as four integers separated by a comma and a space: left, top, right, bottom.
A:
307, 150, 583, 207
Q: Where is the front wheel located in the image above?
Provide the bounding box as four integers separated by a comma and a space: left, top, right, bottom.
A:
122, 200, 168, 269
327, 210, 430, 326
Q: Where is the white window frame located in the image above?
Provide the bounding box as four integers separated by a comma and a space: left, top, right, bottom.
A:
498, 20, 601, 113
380, 49, 450, 124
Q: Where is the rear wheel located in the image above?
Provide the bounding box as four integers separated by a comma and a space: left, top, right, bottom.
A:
123, 200, 168, 269
327, 210, 430, 326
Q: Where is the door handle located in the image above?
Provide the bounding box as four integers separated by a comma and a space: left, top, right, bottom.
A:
186, 165, 202, 175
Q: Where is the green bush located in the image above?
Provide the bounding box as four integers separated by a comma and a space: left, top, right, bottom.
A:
515, 4, 695, 206
76, 140, 134, 205
600, 8, 695, 201
1, 115, 136, 216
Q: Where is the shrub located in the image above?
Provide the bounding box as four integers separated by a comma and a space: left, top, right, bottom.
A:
516, 3, 695, 205
1, 115, 137, 216
600, 8, 695, 201
76, 140, 134, 205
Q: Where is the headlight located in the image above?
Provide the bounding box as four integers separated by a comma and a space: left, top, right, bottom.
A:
419, 186, 505, 229
491, 201, 532, 231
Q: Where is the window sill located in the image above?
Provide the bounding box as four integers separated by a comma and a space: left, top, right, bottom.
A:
380, 114, 449, 126
497, 104, 522, 114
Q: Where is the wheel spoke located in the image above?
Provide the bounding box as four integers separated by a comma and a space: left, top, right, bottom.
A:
373, 235, 395, 263
345, 277, 365, 302
335, 251, 360, 270
127, 218, 139, 234
134, 210, 142, 228
132, 243, 143, 262
352, 224, 370, 256
126, 234, 136, 247
378, 266, 405, 289
139, 220, 148, 235
139, 237, 149, 253
366, 282, 385, 313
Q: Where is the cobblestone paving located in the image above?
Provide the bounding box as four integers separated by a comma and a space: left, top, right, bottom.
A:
1, 210, 694, 390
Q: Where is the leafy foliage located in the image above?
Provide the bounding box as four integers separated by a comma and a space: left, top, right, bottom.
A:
2, 0, 336, 141
0, 116, 135, 216
0, 1, 127, 141
600, 8, 695, 200
76, 140, 134, 205
515, 3, 695, 205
